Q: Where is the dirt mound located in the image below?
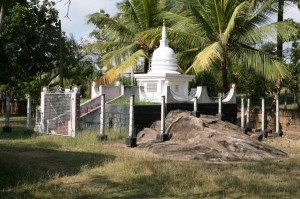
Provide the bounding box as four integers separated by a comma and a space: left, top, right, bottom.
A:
137, 110, 288, 162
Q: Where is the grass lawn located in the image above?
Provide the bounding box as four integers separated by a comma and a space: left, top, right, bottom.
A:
1, 117, 300, 198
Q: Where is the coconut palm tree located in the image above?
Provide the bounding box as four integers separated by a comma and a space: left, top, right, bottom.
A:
160, 0, 298, 93
87, 0, 167, 85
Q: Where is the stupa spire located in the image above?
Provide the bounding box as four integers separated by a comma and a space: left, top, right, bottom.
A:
161, 20, 168, 47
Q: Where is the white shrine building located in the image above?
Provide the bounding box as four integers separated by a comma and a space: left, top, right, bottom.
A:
134, 23, 194, 103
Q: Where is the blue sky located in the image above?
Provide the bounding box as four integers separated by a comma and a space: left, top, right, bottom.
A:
55, 0, 300, 41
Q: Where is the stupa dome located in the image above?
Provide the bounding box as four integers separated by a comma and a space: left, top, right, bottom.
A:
149, 23, 179, 74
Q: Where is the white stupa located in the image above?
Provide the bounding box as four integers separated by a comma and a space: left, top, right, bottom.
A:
134, 22, 194, 103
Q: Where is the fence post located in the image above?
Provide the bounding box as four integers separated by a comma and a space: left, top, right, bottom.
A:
192, 96, 200, 117
216, 96, 225, 120
25, 94, 32, 133
246, 98, 251, 132
40, 87, 47, 133
275, 97, 281, 136
157, 96, 168, 141
3, 94, 12, 132
261, 97, 266, 139
240, 97, 245, 133
97, 94, 107, 140
70, 87, 79, 137
125, 95, 137, 147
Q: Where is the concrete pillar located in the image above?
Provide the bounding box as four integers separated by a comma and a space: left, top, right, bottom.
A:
246, 98, 251, 131
26, 94, 32, 132
261, 98, 266, 139
70, 87, 79, 137
216, 97, 225, 120
3, 95, 12, 132
157, 96, 168, 141
125, 95, 137, 147
161, 96, 165, 134
129, 95, 134, 137
40, 87, 47, 133
240, 98, 245, 133
97, 94, 107, 140
275, 97, 281, 136
192, 96, 200, 117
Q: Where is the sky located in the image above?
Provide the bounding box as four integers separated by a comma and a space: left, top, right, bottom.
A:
55, 0, 122, 41
55, 0, 300, 41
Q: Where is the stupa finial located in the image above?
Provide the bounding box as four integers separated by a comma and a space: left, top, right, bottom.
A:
161, 20, 167, 46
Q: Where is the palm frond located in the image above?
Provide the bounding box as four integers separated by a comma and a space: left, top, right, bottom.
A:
95, 49, 145, 85
233, 46, 290, 80
187, 42, 224, 73
239, 21, 298, 44
87, 12, 134, 41
223, 1, 250, 45
101, 43, 139, 67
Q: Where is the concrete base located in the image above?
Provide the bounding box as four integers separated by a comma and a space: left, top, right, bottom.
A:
261, 130, 268, 139
274, 131, 283, 137
192, 111, 200, 118
215, 114, 225, 121
97, 134, 108, 141
3, 126, 12, 133
125, 137, 137, 147
240, 127, 246, 134
245, 127, 252, 133
156, 133, 169, 142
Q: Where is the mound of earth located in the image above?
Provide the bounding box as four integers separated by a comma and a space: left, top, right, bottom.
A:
137, 110, 288, 162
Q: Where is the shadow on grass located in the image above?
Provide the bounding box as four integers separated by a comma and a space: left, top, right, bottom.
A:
0, 126, 37, 140
0, 145, 115, 190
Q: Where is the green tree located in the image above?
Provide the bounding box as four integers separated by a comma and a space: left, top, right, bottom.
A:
0, 0, 64, 100
160, 0, 297, 93
0, 0, 27, 31
87, 0, 168, 84
284, 20, 300, 107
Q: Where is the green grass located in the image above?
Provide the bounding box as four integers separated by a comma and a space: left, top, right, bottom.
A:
109, 96, 160, 105
1, 117, 300, 198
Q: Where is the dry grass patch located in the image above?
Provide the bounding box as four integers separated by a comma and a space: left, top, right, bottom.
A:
1, 121, 300, 198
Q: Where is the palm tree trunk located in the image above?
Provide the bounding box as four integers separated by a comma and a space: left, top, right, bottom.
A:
221, 60, 229, 94
274, 0, 284, 102
277, 0, 283, 60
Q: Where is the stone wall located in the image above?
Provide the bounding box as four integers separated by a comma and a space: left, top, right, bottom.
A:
236, 108, 300, 133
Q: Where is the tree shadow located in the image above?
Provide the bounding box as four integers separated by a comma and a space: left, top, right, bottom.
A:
0, 145, 115, 190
